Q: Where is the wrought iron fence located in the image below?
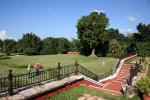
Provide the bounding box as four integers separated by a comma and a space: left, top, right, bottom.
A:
0, 57, 132, 96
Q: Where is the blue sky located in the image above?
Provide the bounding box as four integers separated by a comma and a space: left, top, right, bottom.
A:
0, 0, 150, 40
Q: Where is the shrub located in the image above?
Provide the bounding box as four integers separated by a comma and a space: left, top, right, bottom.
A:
136, 76, 150, 96
0, 56, 10, 60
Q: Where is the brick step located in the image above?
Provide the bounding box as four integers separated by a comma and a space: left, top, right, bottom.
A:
113, 80, 125, 84
122, 66, 131, 68
118, 72, 130, 75
123, 64, 132, 66
117, 74, 130, 77
120, 69, 130, 72
115, 78, 126, 81
116, 76, 128, 80
121, 67, 131, 69
116, 75, 129, 78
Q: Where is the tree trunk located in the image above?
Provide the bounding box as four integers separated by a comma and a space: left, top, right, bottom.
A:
91, 49, 95, 56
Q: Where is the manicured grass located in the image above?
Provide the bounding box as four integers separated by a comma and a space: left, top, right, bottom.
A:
0, 64, 27, 78
125, 56, 140, 64
0, 54, 118, 78
50, 84, 140, 100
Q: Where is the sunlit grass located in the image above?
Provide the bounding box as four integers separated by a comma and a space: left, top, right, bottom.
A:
0, 54, 118, 78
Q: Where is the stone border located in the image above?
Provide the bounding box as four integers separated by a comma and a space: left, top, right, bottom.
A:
0, 75, 84, 100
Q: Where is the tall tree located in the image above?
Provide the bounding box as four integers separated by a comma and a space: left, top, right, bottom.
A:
0, 39, 3, 52
57, 38, 70, 54
136, 23, 150, 42
18, 33, 42, 55
107, 28, 125, 42
76, 11, 109, 56
2, 39, 17, 55
41, 37, 57, 54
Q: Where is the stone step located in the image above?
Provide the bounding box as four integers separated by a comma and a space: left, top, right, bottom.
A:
121, 67, 131, 69
118, 72, 130, 75
118, 74, 130, 77
120, 69, 130, 72
115, 78, 127, 82
116, 76, 128, 79
113, 80, 125, 84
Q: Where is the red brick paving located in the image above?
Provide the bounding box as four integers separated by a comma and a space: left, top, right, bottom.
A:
103, 64, 132, 93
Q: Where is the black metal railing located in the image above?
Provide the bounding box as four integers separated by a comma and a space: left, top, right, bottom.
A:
0, 54, 136, 96
112, 53, 137, 74
128, 62, 139, 85
78, 65, 99, 81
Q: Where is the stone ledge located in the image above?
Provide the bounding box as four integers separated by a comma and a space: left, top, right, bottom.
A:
0, 75, 84, 100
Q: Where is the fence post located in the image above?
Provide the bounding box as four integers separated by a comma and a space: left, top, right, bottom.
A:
129, 66, 134, 85
75, 60, 78, 75
57, 62, 61, 80
8, 70, 13, 96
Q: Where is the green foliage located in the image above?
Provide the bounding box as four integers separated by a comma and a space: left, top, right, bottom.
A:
136, 76, 150, 95
76, 11, 109, 55
136, 23, 150, 42
107, 39, 126, 58
2, 39, 17, 55
23, 48, 35, 56
41, 37, 70, 55
57, 38, 70, 54
0, 61, 28, 68
107, 28, 125, 42
69, 39, 82, 52
0, 39, 3, 51
17, 33, 42, 55
0, 55, 10, 60
136, 42, 150, 57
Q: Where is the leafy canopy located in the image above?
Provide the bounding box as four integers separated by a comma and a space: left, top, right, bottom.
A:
76, 11, 109, 49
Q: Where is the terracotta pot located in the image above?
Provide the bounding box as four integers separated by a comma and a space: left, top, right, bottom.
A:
143, 93, 150, 100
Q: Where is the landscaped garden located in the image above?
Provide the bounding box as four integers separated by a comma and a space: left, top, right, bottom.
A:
50, 84, 140, 100
0, 54, 118, 78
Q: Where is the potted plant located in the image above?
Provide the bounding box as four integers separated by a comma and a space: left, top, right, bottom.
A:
136, 77, 150, 100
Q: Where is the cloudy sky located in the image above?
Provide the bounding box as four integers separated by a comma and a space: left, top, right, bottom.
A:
0, 0, 150, 40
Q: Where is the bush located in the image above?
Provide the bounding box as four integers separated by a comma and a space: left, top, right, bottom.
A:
0, 56, 10, 60
136, 76, 150, 96
0, 61, 29, 68
23, 48, 35, 55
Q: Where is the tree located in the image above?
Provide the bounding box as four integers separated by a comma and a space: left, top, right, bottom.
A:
136, 23, 150, 42
41, 37, 57, 54
2, 39, 17, 55
76, 11, 109, 56
0, 39, 3, 52
69, 39, 82, 52
107, 28, 125, 42
57, 38, 70, 54
17, 33, 42, 55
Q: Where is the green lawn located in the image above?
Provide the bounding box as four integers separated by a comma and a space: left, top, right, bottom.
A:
125, 56, 140, 64
50, 84, 140, 100
0, 54, 118, 78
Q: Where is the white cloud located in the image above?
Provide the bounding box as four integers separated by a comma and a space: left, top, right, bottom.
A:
127, 28, 133, 33
127, 15, 137, 22
0, 30, 12, 40
119, 28, 135, 35
91, 9, 105, 14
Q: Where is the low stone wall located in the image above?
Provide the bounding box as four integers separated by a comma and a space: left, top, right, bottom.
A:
67, 52, 80, 55
98, 55, 137, 83
0, 75, 84, 100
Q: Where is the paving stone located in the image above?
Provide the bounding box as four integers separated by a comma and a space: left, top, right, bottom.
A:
78, 96, 86, 100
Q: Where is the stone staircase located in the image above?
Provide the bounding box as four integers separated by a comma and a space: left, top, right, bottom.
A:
104, 64, 132, 92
